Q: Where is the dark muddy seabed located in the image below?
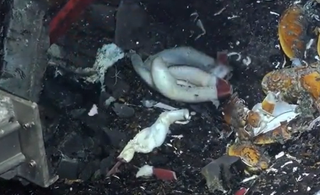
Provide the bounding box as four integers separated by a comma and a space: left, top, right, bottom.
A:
2, 0, 320, 195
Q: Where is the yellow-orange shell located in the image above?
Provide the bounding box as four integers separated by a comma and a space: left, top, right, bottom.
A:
227, 143, 269, 170
300, 71, 320, 99
261, 99, 275, 114
278, 5, 307, 60
246, 111, 261, 128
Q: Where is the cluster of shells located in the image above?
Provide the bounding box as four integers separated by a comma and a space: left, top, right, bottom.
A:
222, 0, 320, 172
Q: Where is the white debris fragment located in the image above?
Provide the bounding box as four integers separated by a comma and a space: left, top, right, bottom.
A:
242, 56, 251, 66
214, 6, 227, 16
293, 0, 301, 4
286, 153, 301, 163
191, 12, 206, 40
296, 175, 303, 182
307, 187, 311, 191
171, 134, 184, 139
281, 161, 293, 168
293, 167, 298, 173
86, 43, 124, 89
227, 52, 242, 61
241, 175, 258, 183
136, 165, 153, 178
154, 102, 177, 111
141, 99, 178, 111
227, 15, 239, 20
118, 109, 191, 163
302, 173, 310, 176
266, 167, 278, 173
270, 11, 280, 16
88, 104, 98, 116
270, 191, 276, 195
275, 151, 285, 159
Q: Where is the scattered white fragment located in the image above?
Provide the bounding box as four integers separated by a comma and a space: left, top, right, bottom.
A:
270, 191, 276, 195
293, 0, 301, 4
275, 151, 285, 159
296, 175, 303, 182
214, 6, 227, 16
293, 167, 298, 173
191, 12, 206, 40
153, 102, 177, 111
286, 153, 301, 163
141, 99, 178, 111
302, 173, 310, 176
266, 167, 278, 173
275, 44, 280, 49
171, 134, 184, 139
270, 11, 279, 16
227, 52, 242, 61
307, 187, 311, 192
272, 61, 280, 68
306, 39, 314, 50
88, 104, 98, 116
242, 56, 251, 66
118, 109, 191, 163
315, 55, 320, 61
86, 43, 124, 89
236, 41, 240, 45
281, 161, 293, 168
112, 175, 120, 179
227, 15, 239, 20
136, 165, 153, 178
241, 175, 258, 183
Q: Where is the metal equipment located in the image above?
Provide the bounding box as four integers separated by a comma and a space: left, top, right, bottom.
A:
0, 89, 58, 187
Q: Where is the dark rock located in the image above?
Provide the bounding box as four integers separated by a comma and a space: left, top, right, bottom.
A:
42, 79, 84, 110
78, 160, 100, 181
68, 108, 87, 118
201, 155, 241, 193
101, 128, 126, 147
56, 157, 79, 179
112, 103, 135, 118
104, 67, 130, 99
58, 132, 84, 158
100, 156, 115, 176
115, 0, 149, 50
149, 155, 169, 166
87, 4, 116, 32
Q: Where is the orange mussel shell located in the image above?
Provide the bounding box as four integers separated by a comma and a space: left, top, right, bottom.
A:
278, 5, 307, 60
227, 142, 269, 170
301, 71, 320, 99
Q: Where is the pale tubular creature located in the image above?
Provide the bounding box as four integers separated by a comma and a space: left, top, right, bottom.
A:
107, 109, 191, 176
130, 47, 232, 106
249, 92, 300, 136
151, 57, 223, 103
